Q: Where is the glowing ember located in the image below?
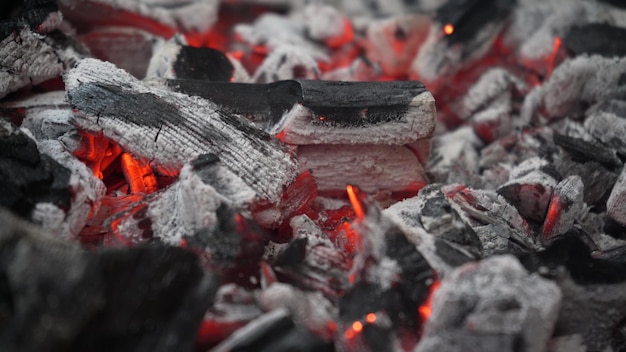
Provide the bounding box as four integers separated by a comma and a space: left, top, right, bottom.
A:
443, 24, 454, 35
352, 321, 363, 332
120, 153, 158, 194
365, 313, 377, 324
418, 279, 441, 322
346, 184, 365, 220
546, 36, 562, 77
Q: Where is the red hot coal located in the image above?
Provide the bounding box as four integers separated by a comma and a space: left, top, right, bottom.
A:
1, 0, 626, 351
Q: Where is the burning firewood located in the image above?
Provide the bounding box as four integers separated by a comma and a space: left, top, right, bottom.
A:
65, 58, 300, 205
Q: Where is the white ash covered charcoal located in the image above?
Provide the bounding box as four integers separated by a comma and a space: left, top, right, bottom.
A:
497, 157, 558, 222
505, 0, 626, 74
146, 36, 235, 82
65, 59, 299, 205
585, 100, 626, 157
521, 55, 626, 124
416, 255, 561, 352
0, 119, 104, 239
428, 126, 484, 186
212, 308, 334, 352
301, 3, 353, 48
271, 215, 351, 298
363, 14, 431, 78
58, 0, 220, 34
252, 44, 323, 83
297, 144, 428, 194
410, 0, 516, 86
0, 0, 86, 99
541, 176, 586, 244
442, 184, 540, 251
168, 78, 436, 145
607, 166, 626, 227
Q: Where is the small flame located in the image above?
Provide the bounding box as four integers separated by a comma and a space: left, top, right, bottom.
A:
120, 153, 158, 194
346, 185, 364, 220
365, 313, 377, 324
443, 24, 454, 35
418, 280, 441, 322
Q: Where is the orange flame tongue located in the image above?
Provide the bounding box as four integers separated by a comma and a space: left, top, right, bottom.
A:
120, 153, 157, 194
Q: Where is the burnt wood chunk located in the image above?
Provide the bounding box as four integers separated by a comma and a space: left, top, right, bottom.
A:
554, 133, 622, 170
607, 166, 626, 227
167, 78, 436, 145
564, 23, 626, 58
65, 59, 299, 203
541, 176, 586, 243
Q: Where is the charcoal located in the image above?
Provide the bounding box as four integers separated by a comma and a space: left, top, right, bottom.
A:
480, 127, 557, 171
0, 119, 72, 222
257, 282, 338, 339
297, 144, 428, 194
58, 0, 219, 34
541, 176, 586, 243
497, 158, 557, 222
168, 78, 436, 145
212, 308, 333, 352
428, 127, 483, 185
0, 208, 218, 352
553, 133, 622, 170
555, 277, 626, 351
302, 3, 352, 47
522, 55, 626, 123
147, 37, 233, 82
460, 68, 526, 119
0, 0, 59, 39
553, 153, 617, 206
564, 23, 626, 58
585, 108, 626, 157
416, 255, 561, 352
607, 166, 626, 227
65, 59, 299, 205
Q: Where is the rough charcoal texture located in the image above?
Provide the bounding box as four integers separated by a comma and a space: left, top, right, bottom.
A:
416, 255, 561, 352
564, 23, 626, 58
0, 208, 219, 352
65, 59, 299, 204
0, 119, 72, 220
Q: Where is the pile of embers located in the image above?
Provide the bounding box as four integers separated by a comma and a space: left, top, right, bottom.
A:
2, 0, 626, 351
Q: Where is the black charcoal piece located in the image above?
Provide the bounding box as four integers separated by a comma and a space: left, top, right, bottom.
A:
0, 0, 58, 38
172, 46, 234, 82
436, 0, 516, 45
167, 78, 436, 145
274, 237, 308, 267
554, 133, 622, 170
564, 23, 626, 58
0, 119, 71, 219
0, 208, 218, 352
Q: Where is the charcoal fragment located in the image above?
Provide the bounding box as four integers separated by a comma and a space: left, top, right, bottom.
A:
554, 133, 622, 170
564, 23, 626, 58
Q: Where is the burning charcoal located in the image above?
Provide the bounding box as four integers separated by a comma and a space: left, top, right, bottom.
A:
497, 157, 558, 222
364, 14, 430, 78
252, 44, 322, 83
411, 0, 515, 85
461, 68, 526, 119
416, 255, 562, 352
607, 166, 626, 227
541, 175, 586, 243
479, 127, 557, 171
302, 3, 353, 48
553, 152, 618, 206
212, 308, 334, 352
146, 36, 233, 82
58, 0, 219, 34
0, 2, 84, 98
428, 127, 484, 186
0, 120, 73, 225
168, 78, 436, 145
272, 215, 350, 298
0, 208, 218, 352
442, 185, 540, 251
258, 282, 338, 339
564, 23, 626, 58
553, 133, 622, 170
65, 59, 299, 205
297, 144, 428, 194
521, 55, 626, 123
585, 107, 626, 157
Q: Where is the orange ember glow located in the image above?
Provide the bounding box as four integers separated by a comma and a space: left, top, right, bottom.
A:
352, 321, 363, 332
547, 36, 562, 77
542, 196, 560, 239
366, 313, 377, 324
344, 329, 355, 339
418, 280, 441, 322
346, 185, 364, 220
120, 153, 158, 194
443, 24, 454, 35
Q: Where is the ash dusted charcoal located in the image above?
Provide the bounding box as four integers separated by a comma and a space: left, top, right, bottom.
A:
416, 255, 561, 352
273, 215, 351, 298
297, 144, 428, 194
564, 23, 626, 58
460, 68, 526, 119
553, 133, 622, 170
212, 308, 334, 352
479, 127, 558, 172
607, 166, 626, 227
428, 127, 484, 185
497, 157, 558, 222
541, 176, 586, 243
146, 37, 233, 82
58, 0, 219, 34
251, 46, 321, 83
553, 153, 618, 206
0, 208, 218, 352
0, 119, 72, 223
169, 78, 435, 145
585, 107, 626, 157
65, 59, 299, 204
521, 55, 626, 123
302, 3, 353, 47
